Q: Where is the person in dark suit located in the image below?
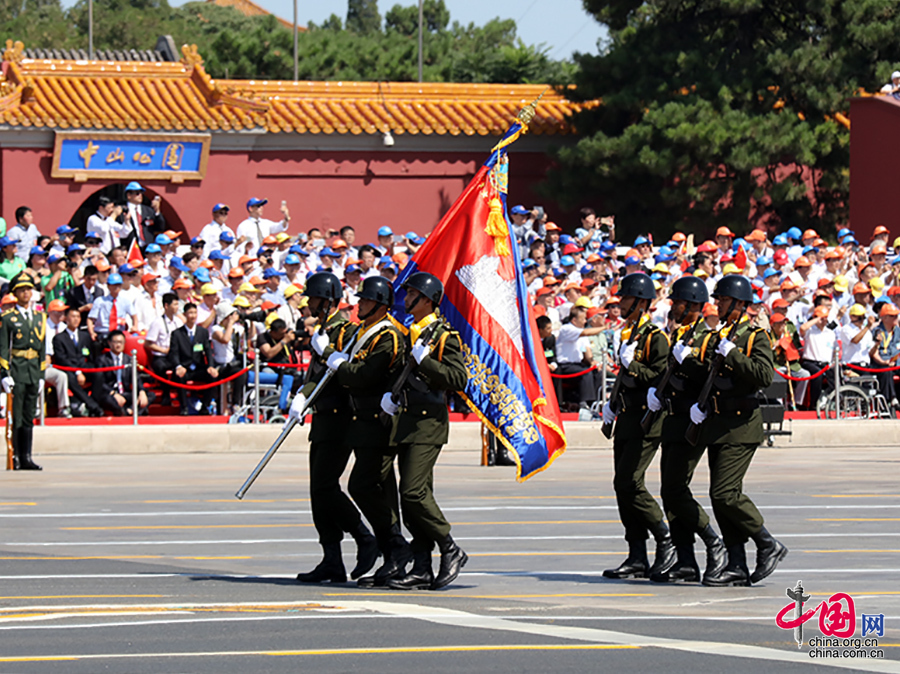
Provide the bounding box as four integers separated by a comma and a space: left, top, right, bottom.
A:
117, 182, 165, 250
169, 303, 219, 415
51, 306, 104, 417
91, 330, 149, 416
64, 265, 104, 316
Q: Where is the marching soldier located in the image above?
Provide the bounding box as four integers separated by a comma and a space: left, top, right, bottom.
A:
686, 275, 788, 586
379, 272, 468, 590
288, 272, 378, 583
322, 276, 412, 588
0, 272, 45, 471
601, 273, 675, 579
645, 276, 727, 583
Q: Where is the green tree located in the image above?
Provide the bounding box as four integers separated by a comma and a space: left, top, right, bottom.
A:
347, 0, 381, 34
545, 0, 886, 240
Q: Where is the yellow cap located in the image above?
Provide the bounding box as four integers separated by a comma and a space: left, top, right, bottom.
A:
232, 296, 251, 308
722, 263, 740, 275
264, 312, 280, 328
200, 283, 218, 296
694, 269, 709, 278
833, 275, 849, 293
284, 284, 302, 299
870, 277, 885, 297
652, 262, 670, 274
275, 232, 291, 243
298, 296, 309, 309
849, 303, 867, 317
574, 296, 592, 308
653, 280, 663, 290
239, 282, 262, 293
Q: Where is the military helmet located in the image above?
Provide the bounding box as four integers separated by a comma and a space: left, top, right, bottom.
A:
8, 272, 35, 293
712, 275, 754, 303
616, 273, 656, 300
302, 272, 342, 302
402, 271, 443, 305
669, 276, 709, 304
357, 276, 394, 307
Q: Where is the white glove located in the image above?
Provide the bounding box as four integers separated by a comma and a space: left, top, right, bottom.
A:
602, 401, 615, 425
37, 379, 44, 394
690, 403, 707, 425
716, 337, 736, 358
1, 376, 13, 393
672, 341, 692, 364
311, 331, 330, 356
619, 342, 637, 369
647, 387, 662, 412
411, 342, 431, 364
326, 352, 348, 371
380, 392, 399, 416
288, 393, 307, 420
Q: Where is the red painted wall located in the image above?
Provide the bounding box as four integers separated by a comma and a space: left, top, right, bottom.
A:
850, 96, 900, 243
0, 146, 562, 242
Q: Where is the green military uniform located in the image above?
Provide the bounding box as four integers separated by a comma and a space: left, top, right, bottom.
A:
331, 317, 405, 546
611, 314, 669, 544
659, 319, 712, 546
299, 311, 363, 549
692, 317, 774, 547
389, 316, 467, 554
0, 274, 46, 471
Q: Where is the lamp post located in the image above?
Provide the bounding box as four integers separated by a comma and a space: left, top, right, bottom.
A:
293, 0, 299, 81
417, 0, 423, 83
88, 0, 94, 60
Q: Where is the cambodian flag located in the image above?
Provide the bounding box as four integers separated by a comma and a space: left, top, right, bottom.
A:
394, 120, 567, 481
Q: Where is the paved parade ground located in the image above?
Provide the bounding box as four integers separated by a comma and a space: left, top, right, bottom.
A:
1, 434, 899, 673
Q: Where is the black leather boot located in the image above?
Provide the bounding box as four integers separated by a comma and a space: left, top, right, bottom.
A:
698, 524, 727, 581
17, 428, 41, 471
649, 544, 699, 583
647, 522, 677, 577
348, 521, 380, 580
701, 544, 750, 587
296, 542, 346, 583
432, 534, 468, 590
603, 539, 649, 579
358, 528, 412, 588
749, 526, 788, 584
387, 550, 434, 590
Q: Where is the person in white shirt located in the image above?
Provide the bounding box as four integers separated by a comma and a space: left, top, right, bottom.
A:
134, 273, 163, 331
7, 206, 42, 261
86, 197, 130, 254
881, 71, 900, 94
839, 304, 876, 365
235, 198, 289, 253
210, 303, 248, 413
144, 293, 184, 381
799, 304, 836, 409
196, 284, 220, 330
555, 304, 604, 406
199, 204, 237, 258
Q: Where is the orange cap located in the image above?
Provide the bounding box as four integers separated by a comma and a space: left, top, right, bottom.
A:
0, 294, 15, 306
716, 226, 735, 238
793, 256, 811, 267
47, 299, 68, 312
872, 244, 888, 256
141, 272, 159, 285
586, 253, 601, 263
888, 286, 900, 297
802, 229, 818, 240
172, 278, 193, 290
262, 235, 278, 246
853, 282, 871, 294
702, 303, 718, 316
813, 305, 830, 319
535, 287, 555, 297
780, 279, 798, 291
772, 298, 790, 309
880, 303, 899, 316
228, 268, 245, 279
671, 232, 687, 242
745, 229, 766, 242
198, 260, 214, 269
543, 276, 560, 287
330, 238, 348, 250
824, 249, 843, 260
238, 255, 257, 265
544, 222, 561, 231
770, 312, 787, 323
817, 277, 834, 288
164, 230, 179, 240
248, 275, 267, 286
95, 259, 111, 272
873, 225, 890, 238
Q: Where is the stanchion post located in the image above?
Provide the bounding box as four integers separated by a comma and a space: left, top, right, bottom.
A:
834, 341, 841, 421
38, 381, 45, 426
600, 357, 608, 405
253, 356, 261, 425
131, 349, 138, 426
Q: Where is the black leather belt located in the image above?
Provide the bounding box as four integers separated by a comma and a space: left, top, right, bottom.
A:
665, 397, 694, 414
711, 397, 759, 414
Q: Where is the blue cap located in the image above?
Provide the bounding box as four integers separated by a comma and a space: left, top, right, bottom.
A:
379, 255, 393, 266
191, 236, 205, 246
262, 268, 283, 279
633, 235, 650, 247
580, 264, 593, 275
650, 273, 663, 281
733, 238, 751, 251
411, 236, 426, 245
288, 245, 309, 256
107, 273, 123, 285
170, 258, 189, 273
600, 241, 616, 252
212, 203, 230, 213
345, 264, 362, 274
246, 197, 268, 209
837, 228, 851, 239
48, 253, 62, 264
209, 250, 229, 261
510, 205, 529, 215
890, 255, 900, 266
842, 235, 858, 245
124, 181, 144, 193
756, 255, 772, 266
560, 255, 576, 266
624, 256, 642, 266
802, 245, 817, 255
405, 231, 419, 240
29, 246, 46, 256
66, 243, 85, 254
84, 231, 102, 241
144, 243, 162, 254
559, 234, 575, 245
118, 263, 136, 275
787, 227, 803, 241
522, 259, 537, 269
0, 236, 13, 247
320, 247, 340, 258
377, 226, 393, 237
193, 268, 211, 283
284, 253, 301, 265
382, 263, 398, 274
772, 233, 788, 246
552, 266, 567, 278
257, 247, 272, 258
219, 231, 235, 243
315, 264, 327, 272
763, 268, 782, 279
56, 225, 76, 235
155, 234, 173, 245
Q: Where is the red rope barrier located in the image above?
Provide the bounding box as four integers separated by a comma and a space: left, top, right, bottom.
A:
138, 365, 252, 390
550, 364, 599, 379
775, 365, 831, 382
51, 364, 126, 373
845, 363, 900, 373
262, 362, 306, 369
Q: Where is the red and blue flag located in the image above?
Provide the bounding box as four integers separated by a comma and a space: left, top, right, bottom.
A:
394, 117, 567, 481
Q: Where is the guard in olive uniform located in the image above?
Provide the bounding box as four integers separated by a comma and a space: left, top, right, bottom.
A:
601, 273, 675, 579
325, 277, 411, 588
0, 272, 45, 471
646, 276, 727, 583
686, 276, 788, 586
380, 272, 469, 590
288, 272, 378, 583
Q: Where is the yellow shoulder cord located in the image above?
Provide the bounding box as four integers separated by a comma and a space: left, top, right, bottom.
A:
409, 312, 438, 343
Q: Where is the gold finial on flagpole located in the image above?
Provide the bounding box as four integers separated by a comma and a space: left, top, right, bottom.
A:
516, 87, 548, 127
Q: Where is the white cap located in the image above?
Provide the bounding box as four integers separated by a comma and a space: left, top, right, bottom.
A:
892, 71, 900, 79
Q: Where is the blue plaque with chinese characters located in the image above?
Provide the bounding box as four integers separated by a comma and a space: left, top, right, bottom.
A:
51, 132, 210, 182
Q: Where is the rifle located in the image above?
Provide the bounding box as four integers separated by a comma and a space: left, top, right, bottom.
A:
5, 390, 13, 471
639, 320, 701, 435
684, 317, 742, 446
380, 320, 441, 426
601, 320, 643, 439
